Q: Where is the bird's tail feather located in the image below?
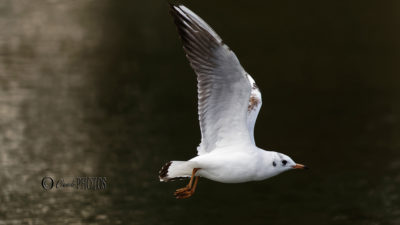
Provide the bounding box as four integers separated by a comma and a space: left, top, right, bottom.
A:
159, 161, 193, 182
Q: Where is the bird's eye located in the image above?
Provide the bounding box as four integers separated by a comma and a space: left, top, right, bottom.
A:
272, 161, 276, 167
282, 160, 287, 165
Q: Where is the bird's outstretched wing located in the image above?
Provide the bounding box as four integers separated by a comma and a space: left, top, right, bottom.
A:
170, 4, 262, 155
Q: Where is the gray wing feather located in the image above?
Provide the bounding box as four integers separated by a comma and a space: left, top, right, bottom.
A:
170, 5, 253, 155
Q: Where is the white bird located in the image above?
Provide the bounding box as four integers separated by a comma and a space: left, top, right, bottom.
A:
159, 4, 307, 199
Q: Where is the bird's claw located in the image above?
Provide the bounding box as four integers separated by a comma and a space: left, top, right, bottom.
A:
174, 187, 193, 199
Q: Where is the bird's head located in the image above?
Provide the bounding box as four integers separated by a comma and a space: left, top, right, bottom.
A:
272, 152, 308, 172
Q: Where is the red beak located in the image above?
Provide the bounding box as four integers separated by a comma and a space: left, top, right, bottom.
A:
292, 164, 308, 169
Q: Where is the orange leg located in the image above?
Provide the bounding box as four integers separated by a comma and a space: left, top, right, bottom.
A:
191, 176, 199, 192
174, 168, 200, 199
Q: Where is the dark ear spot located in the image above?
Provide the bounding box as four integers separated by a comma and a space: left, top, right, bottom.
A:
272, 161, 276, 167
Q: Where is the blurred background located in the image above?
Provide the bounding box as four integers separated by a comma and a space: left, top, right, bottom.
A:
0, 0, 399, 224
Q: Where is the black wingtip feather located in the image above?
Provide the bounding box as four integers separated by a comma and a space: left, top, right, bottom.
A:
159, 161, 187, 182
159, 161, 172, 180
169, 5, 220, 61
168, 2, 175, 10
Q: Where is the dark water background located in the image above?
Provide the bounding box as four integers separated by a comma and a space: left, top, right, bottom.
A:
0, 0, 399, 224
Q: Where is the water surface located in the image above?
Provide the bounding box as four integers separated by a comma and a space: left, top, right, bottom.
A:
0, 0, 399, 224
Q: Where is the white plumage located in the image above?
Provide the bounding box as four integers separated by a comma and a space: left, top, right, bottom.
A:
159, 4, 306, 198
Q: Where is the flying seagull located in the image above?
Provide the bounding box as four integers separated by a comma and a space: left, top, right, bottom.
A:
159, 4, 307, 199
